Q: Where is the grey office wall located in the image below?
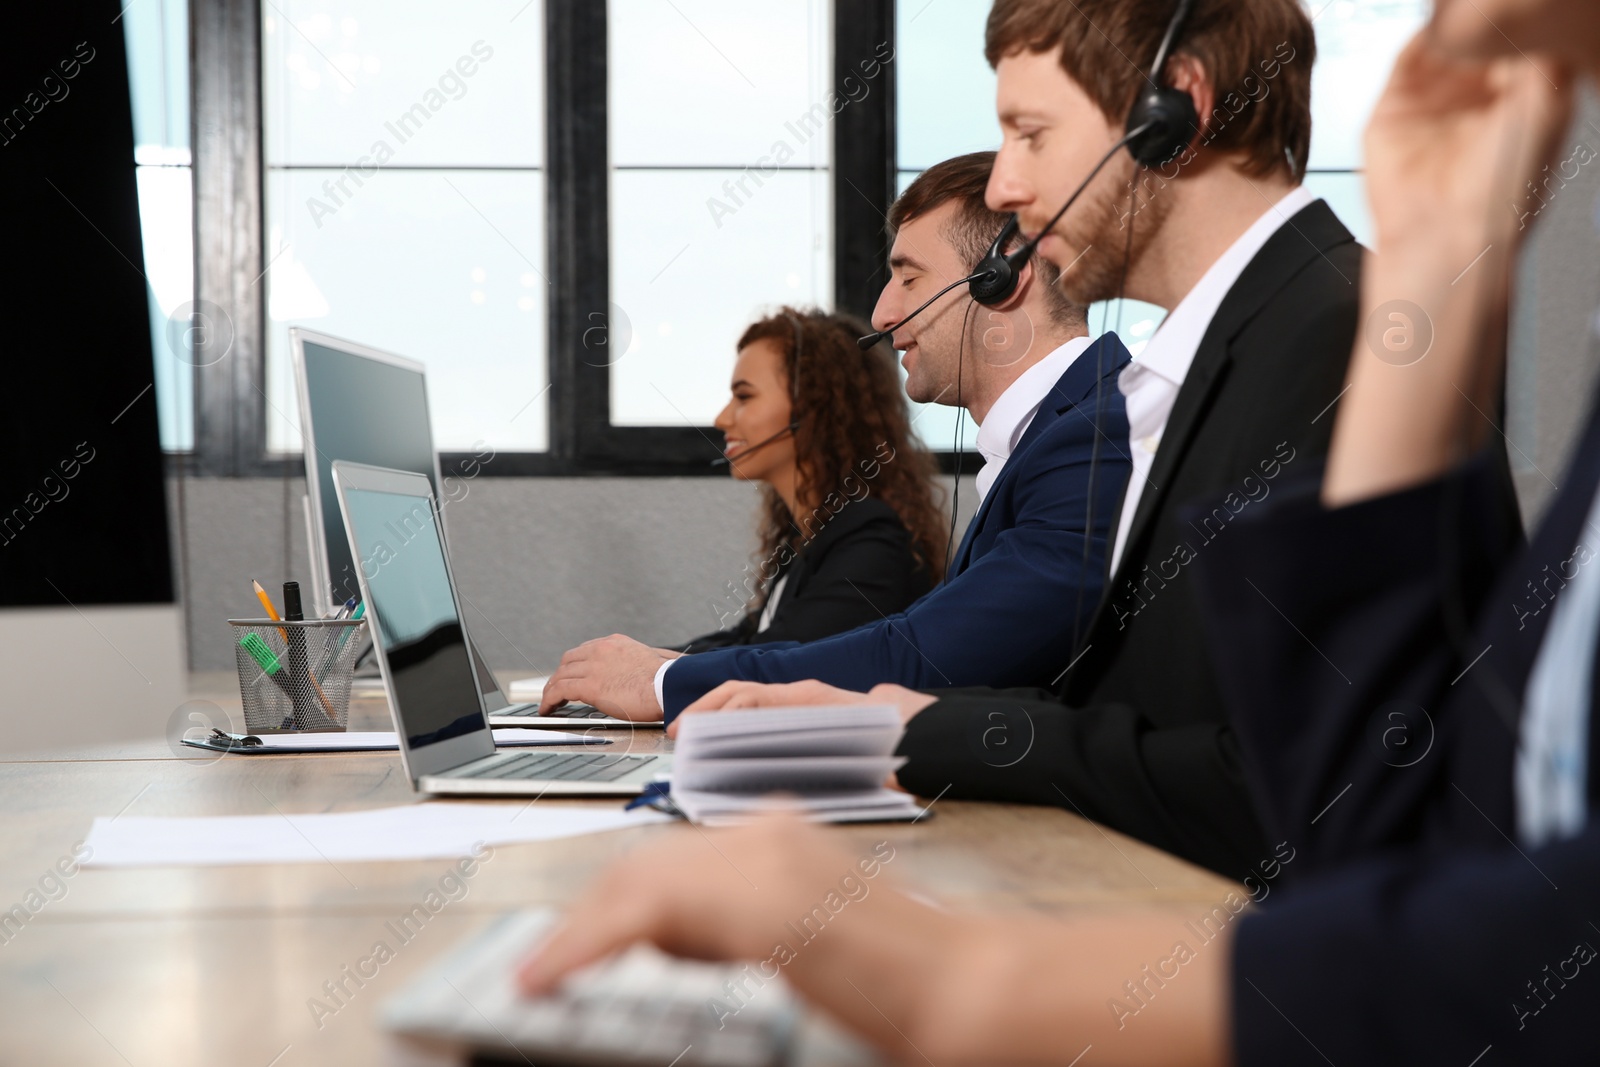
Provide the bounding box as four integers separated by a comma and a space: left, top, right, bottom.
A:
1507, 89, 1600, 525
170, 475, 980, 671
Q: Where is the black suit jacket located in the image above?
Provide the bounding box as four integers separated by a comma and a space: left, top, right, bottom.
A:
1192, 385, 1597, 1067
675, 496, 933, 653
896, 199, 1363, 879
1193, 448, 1528, 880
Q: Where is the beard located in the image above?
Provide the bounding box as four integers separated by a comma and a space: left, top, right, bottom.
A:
1051, 162, 1170, 306
902, 297, 976, 407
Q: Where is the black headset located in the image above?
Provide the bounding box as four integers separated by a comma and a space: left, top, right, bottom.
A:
857, 0, 1199, 350
709, 309, 806, 468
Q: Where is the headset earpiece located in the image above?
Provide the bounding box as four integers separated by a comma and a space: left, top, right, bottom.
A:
1127, 0, 1199, 170
1125, 84, 1199, 170
969, 217, 1023, 306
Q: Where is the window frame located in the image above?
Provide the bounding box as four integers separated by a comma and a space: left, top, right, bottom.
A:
183, 0, 973, 478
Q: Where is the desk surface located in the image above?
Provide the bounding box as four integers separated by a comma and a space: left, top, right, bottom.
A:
0, 674, 1238, 1065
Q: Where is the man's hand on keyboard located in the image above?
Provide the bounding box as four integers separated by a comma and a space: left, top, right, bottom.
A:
514, 816, 1236, 1067
540, 634, 676, 721
516, 816, 964, 1062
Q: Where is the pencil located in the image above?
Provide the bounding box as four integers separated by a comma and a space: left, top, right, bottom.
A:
252, 579, 287, 640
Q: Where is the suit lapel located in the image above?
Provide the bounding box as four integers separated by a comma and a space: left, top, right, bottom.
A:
1102, 200, 1356, 597
951, 334, 1131, 573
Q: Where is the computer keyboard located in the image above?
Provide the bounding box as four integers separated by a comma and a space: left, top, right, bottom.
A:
451, 751, 659, 783
383, 910, 795, 1067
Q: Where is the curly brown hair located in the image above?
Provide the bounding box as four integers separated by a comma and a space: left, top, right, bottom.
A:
736, 307, 950, 615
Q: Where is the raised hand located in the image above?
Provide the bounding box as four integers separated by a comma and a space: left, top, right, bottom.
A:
1324, 33, 1572, 507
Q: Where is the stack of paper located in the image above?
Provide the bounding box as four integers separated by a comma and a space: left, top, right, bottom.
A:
670, 705, 923, 824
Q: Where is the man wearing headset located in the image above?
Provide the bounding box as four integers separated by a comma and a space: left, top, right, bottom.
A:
667, 0, 1432, 882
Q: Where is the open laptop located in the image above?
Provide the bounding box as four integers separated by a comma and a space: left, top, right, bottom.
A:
331, 461, 669, 796
290, 327, 636, 728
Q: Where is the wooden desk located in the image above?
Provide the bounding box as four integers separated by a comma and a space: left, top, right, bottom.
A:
0, 676, 1238, 1065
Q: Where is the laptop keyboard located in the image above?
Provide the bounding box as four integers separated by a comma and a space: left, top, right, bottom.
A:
498, 703, 616, 720
455, 751, 658, 782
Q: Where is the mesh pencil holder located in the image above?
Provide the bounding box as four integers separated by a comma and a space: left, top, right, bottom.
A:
229, 618, 368, 733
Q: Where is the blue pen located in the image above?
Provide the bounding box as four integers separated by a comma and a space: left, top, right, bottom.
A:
312, 598, 363, 680
624, 780, 681, 815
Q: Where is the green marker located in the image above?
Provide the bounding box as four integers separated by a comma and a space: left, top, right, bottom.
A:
240, 631, 282, 675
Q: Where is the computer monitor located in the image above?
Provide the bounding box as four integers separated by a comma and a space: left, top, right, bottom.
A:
291, 328, 442, 616
290, 328, 523, 709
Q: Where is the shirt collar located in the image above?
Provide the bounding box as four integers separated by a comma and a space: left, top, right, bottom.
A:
1127, 185, 1320, 391
975, 335, 1096, 465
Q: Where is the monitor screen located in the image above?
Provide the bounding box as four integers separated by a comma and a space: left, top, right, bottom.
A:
298, 337, 437, 610
339, 485, 485, 750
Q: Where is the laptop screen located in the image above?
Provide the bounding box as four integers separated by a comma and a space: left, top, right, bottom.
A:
338, 484, 487, 752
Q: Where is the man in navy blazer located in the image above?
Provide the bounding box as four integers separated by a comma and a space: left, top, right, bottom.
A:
537, 153, 1131, 722
659, 328, 1130, 717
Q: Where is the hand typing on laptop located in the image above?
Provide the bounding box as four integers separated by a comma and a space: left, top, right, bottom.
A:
539, 635, 681, 721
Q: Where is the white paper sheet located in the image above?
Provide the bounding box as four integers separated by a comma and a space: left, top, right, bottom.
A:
82, 802, 672, 867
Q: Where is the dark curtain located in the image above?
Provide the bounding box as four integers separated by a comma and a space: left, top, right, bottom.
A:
0, 1, 174, 606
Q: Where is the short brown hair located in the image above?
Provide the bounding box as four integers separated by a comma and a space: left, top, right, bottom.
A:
986, 0, 1315, 179
887, 151, 1083, 328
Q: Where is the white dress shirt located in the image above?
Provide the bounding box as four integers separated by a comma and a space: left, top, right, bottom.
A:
652, 334, 1098, 713
1107, 184, 1320, 576
974, 335, 1096, 504
755, 573, 789, 633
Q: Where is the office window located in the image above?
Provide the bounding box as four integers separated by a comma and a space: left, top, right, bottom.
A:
1302, 0, 1432, 246
125, 0, 193, 451
608, 0, 832, 428
261, 1, 547, 454
896, 0, 998, 173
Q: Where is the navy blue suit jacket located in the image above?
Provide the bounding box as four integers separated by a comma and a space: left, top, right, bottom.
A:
1189, 390, 1600, 1062
661, 334, 1132, 720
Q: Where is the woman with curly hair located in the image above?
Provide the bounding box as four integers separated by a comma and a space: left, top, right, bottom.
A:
677, 306, 949, 652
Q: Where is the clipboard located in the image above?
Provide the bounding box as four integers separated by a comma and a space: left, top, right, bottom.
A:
182, 728, 612, 755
